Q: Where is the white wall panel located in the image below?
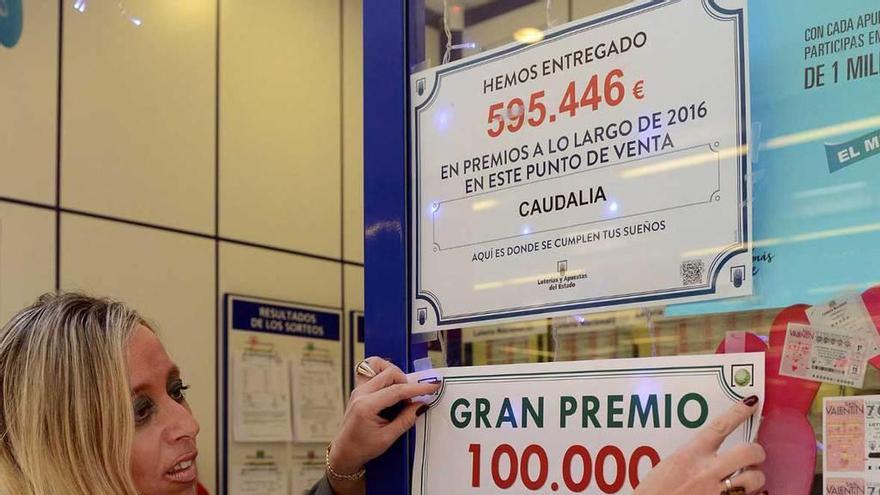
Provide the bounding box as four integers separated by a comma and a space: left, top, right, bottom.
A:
0, 2, 367, 492
220, 0, 342, 257
0, 203, 55, 323
343, 264, 364, 393
61, 0, 216, 233
344, 264, 364, 315
343, 0, 364, 263
0, 0, 58, 204
219, 242, 341, 309
60, 214, 216, 493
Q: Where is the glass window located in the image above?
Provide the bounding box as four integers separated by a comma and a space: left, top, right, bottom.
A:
412, 1, 880, 490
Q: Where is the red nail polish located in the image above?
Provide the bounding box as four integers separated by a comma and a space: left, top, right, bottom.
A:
743, 395, 759, 406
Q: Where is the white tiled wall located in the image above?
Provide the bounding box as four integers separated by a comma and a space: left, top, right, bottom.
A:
219, 0, 342, 257
343, 264, 364, 393
0, 203, 55, 323
0, 1, 58, 204
0, 1, 365, 493
344, 265, 364, 329
60, 214, 216, 491
343, 0, 364, 263
61, 0, 217, 233
219, 242, 342, 309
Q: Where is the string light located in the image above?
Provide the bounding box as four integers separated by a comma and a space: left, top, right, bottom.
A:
116, 0, 143, 27
442, 0, 452, 64
546, 0, 558, 28
449, 42, 476, 50
71, 0, 143, 27
442, 0, 478, 64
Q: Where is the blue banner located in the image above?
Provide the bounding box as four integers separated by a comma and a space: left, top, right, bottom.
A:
230, 298, 340, 341
669, 0, 880, 316
825, 128, 880, 173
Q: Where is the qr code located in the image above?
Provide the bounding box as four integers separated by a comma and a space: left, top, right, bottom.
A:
681, 260, 704, 286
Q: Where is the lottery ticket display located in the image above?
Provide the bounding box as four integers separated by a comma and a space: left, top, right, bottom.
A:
780, 323, 870, 388
824, 396, 880, 494
779, 293, 880, 389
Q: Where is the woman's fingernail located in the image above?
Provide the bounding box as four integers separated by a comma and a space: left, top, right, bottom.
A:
417, 405, 429, 417
743, 395, 759, 406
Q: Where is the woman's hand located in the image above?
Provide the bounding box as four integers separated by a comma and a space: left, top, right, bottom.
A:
634, 396, 766, 495
327, 357, 440, 495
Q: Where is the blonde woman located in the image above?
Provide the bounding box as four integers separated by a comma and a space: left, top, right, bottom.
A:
0, 293, 764, 495
0, 293, 436, 495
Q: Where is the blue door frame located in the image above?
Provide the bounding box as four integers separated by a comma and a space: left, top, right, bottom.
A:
363, 0, 425, 493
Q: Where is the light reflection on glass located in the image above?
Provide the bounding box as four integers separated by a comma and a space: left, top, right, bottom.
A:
682, 221, 880, 258
793, 182, 867, 199
763, 114, 880, 150
433, 106, 454, 132
633, 378, 665, 405
806, 280, 880, 296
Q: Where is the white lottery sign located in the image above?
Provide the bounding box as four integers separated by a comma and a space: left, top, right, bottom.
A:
410, 0, 752, 333
411, 353, 764, 495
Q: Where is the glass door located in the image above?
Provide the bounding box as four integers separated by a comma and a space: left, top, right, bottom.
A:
365, 1, 880, 493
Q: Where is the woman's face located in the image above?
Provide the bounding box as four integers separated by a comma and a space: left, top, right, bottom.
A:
127, 325, 201, 495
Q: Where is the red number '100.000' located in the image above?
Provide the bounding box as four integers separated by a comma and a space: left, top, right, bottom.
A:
467, 443, 660, 493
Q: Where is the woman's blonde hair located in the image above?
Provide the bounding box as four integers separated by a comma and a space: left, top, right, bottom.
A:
0, 292, 145, 495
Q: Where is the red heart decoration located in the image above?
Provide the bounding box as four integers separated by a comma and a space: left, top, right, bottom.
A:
715, 304, 819, 495
710, 285, 880, 495
765, 304, 820, 414
862, 285, 880, 369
